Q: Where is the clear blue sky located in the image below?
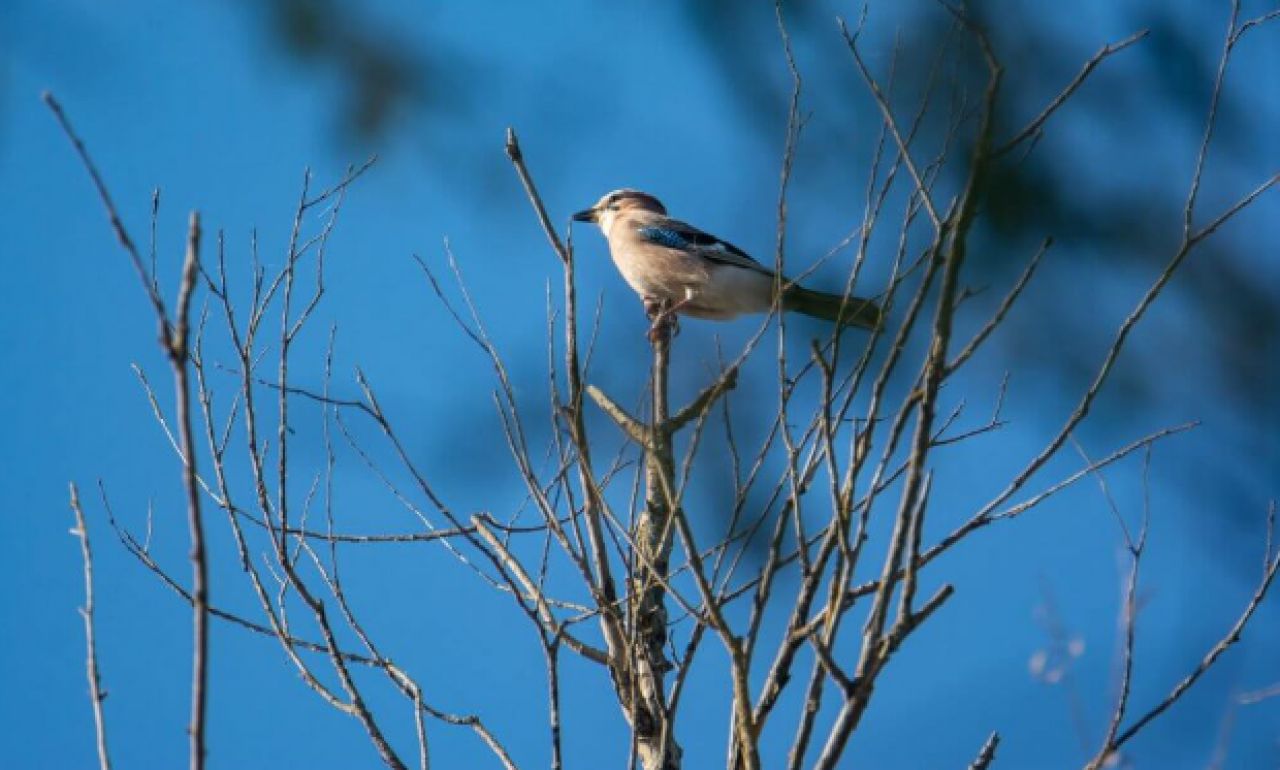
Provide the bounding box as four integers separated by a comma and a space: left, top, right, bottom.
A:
2, 1, 1277, 768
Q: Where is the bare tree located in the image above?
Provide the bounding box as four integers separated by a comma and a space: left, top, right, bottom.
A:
55, 4, 1278, 769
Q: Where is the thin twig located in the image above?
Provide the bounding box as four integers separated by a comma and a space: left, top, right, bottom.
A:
967, 732, 999, 770
1109, 504, 1280, 752
69, 483, 113, 770
994, 30, 1149, 157
43, 92, 171, 342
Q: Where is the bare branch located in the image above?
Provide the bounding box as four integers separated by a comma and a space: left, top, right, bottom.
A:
473, 513, 610, 666
69, 483, 112, 770
947, 238, 1051, 373
43, 92, 171, 342
587, 385, 648, 445
1083, 447, 1151, 770
1108, 504, 1280, 753
172, 213, 211, 770
506, 129, 630, 692
994, 30, 1149, 158
838, 17, 944, 231
505, 128, 572, 265
666, 365, 739, 433
45, 93, 212, 770
967, 732, 1000, 770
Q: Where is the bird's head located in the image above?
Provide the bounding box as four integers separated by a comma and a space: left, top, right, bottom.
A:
573, 189, 667, 236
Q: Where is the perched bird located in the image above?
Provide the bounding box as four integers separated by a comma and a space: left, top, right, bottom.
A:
573, 189, 881, 330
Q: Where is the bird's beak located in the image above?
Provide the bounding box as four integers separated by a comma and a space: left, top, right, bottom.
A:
572, 207, 598, 223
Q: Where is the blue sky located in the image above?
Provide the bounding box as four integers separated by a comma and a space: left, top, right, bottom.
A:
2, 1, 1278, 768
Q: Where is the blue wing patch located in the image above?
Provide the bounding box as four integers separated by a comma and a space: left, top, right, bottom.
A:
636, 226, 690, 250
636, 220, 774, 275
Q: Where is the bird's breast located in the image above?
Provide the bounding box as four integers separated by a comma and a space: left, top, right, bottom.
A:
608, 239, 710, 297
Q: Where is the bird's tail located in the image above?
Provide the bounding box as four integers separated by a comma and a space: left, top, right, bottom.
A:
782, 285, 883, 330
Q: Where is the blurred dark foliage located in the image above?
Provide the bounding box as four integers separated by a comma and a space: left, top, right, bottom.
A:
684, 2, 1279, 539
249, 0, 438, 137
245, 0, 1276, 536
682, 1, 1276, 414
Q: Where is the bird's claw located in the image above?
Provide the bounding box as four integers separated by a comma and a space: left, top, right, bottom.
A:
643, 296, 681, 343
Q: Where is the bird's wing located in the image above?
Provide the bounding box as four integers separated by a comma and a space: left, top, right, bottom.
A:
635, 220, 774, 276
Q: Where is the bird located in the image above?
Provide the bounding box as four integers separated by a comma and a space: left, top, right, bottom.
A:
572, 189, 882, 333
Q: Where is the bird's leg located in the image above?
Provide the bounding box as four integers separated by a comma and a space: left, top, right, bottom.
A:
667, 285, 697, 317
